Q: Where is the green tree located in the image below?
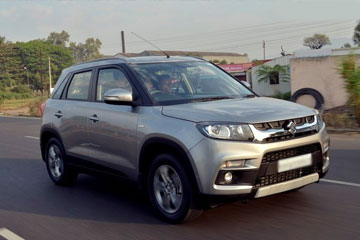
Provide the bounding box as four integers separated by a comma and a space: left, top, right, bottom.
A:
209, 59, 220, 64
219, 59, 228, 64
340, 55, 360, 124
69, 38, 102, 63
0, 39, 74, 92
256, 64, 290, 96
47, 30, 70, 47
303, 34, 331, 50
252, 59, 263, 66
256, 64, 290, 83
0, 42, 22, 88
353, 20, 360, 46
0, 36, 5, 44
85, 38, 102, 59
69, 42, 85, 63
342, 43, 352, 48
16, 40, 74, 90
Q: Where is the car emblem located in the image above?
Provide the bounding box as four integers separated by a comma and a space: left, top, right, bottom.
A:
285, 121, 297, 135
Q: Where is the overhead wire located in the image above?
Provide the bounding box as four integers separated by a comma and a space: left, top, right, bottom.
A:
103, 19, 355, 48
100, 19, 357, 59
196, 27, 355, 52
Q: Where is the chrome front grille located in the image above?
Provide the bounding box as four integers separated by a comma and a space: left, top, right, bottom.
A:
253, 116, 315, 131
264, 130, 317, 143
250, 115, 318, 143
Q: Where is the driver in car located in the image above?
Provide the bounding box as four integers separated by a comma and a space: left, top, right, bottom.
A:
158, 74, 177, 94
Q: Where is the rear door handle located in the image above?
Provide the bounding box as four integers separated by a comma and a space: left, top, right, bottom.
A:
54, 111, 63, 118
89, 114, 99, 122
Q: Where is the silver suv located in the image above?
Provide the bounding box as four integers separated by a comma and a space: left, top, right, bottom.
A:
40, 56, 330, 223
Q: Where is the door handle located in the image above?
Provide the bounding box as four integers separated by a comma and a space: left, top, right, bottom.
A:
54, 111, 63, 118
89, 114, 99, 122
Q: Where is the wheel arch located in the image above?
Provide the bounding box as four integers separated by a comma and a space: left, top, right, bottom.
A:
138, 136, 200, 193
40, 127, 64, 162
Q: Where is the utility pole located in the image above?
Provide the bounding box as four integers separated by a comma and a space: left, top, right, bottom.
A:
262, 40, 266, 60
39, 48, 43, 95
48, 56, 52, 94
121, 31, 126, 53
24, 66, 29, 86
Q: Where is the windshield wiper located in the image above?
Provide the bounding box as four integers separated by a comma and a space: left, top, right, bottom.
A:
243, 94, 256, 98
191, 96, 233, 103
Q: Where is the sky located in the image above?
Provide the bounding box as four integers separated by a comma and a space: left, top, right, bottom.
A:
0, 0, 359, 60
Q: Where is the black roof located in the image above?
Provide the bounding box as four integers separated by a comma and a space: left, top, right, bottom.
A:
63, 56, 204, 75
123, 56, 204, 63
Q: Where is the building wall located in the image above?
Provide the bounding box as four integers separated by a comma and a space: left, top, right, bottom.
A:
251, 56, 291, 96
203, 55, 249, 64
290, 56, 350, 110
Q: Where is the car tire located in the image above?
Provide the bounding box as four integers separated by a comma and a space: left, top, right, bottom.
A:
290, 88, 324, 110
45, 137, 78, 186
148, 153, 202, 223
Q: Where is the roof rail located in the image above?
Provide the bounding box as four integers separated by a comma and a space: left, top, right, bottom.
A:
190, 56, 206, 61
74, 56, 127, 66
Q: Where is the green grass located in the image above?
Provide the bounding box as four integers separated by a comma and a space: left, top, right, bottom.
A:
0, 98, 36, 110
0, 96, 48, 117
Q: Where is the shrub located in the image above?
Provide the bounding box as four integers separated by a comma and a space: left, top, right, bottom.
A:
28, 97, 47, 117
340, 55, 360, 124
11, 85, 31, 94
273, 91, 291, 101
0, 91, 32, 101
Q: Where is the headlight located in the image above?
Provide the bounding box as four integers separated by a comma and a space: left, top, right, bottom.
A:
313, 110, 324, 131
197, 123, 254, 141
316, 114, 324, 130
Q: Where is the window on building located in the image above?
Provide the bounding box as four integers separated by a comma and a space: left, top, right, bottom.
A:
269, 72, 279, 85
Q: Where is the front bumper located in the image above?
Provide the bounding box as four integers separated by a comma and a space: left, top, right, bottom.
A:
254, 173, 319, 198
189, 125, 329, 197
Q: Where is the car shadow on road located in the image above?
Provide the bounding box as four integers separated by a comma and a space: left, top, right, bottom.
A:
0, 157, 316, 227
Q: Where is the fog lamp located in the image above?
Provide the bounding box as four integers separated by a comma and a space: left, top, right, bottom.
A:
222, 160, 246, 169
224, 172, 233, 183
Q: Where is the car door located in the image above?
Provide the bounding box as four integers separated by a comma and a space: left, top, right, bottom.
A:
86, 66, 139, 178
54, 69, 94, 160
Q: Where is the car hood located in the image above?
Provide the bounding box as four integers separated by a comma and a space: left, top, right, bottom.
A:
161, 97, 315, 123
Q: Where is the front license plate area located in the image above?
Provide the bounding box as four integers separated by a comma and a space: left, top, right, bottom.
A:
278, 153, 312, 173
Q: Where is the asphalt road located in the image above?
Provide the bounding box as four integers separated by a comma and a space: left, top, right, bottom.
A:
0, 116, 359, 240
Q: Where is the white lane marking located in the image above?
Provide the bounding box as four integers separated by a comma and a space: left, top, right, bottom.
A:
24, 136, 40, 140
321, 179, 360, 187
0, 228, 25, 240
0, 115, 40, 120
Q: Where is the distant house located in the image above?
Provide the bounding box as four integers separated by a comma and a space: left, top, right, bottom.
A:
251, 56, 291, 96
218, 63, 253, 82
137, 50, 249, 64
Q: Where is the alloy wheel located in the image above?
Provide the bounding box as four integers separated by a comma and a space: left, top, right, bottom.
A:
153, 165, 183, 214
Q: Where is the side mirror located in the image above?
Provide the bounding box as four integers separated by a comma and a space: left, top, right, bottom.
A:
241, 81, 251, 89
104, 88, 134, 105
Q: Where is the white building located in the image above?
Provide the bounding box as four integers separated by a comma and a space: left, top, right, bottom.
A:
251, 56, 291, 97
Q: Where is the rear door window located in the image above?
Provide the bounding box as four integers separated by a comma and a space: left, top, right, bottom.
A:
66, 71, 92, 100
52, 75, 69, 99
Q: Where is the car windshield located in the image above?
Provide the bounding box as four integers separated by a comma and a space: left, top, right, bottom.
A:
130, 61, 254, 105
